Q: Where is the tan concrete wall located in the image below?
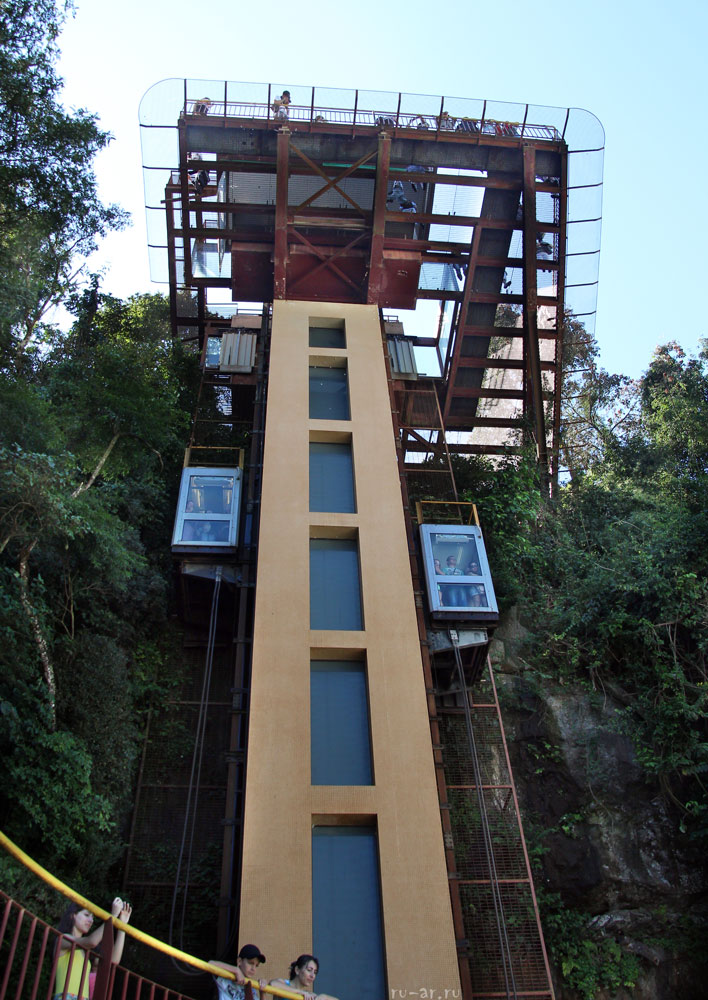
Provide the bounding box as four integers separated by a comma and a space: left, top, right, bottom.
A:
239, 301, 460, 998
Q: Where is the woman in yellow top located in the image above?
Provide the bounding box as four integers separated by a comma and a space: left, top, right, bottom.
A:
53, 897, 123, 1000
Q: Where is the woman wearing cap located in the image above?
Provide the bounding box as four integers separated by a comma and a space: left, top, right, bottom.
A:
210, 944, 267, 1000
269, 954, 338, 1000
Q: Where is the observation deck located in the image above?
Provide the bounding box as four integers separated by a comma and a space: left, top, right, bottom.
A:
141, 81, 603, 478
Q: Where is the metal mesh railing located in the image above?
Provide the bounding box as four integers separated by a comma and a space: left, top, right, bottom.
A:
0, 888, 200, 1000
459, 882, 552, 996
435, 665, 554, 999
184, 98, 559, 141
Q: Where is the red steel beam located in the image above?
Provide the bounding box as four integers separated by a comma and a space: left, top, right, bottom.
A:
367, 131, 392, 304
178, 121, 193, 286
385, 210, 557, 231
456, 355, 556, 371
550, 147, 569, 484
288, 229, 365, 297
522, 143, 549, 481
459, 325, 559, 339
447, 386, 552, 400
417, 289, 558, 306
184, 109, 565, 149
442, 209, 485, 426
274, 127, 290, 299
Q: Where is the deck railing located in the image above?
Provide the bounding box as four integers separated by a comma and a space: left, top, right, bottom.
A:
184, 99, 559, 142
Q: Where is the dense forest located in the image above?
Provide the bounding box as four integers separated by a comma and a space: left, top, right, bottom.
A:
454, 331, 708, 997
1, 2, 707, 997
0, 0, 200, 904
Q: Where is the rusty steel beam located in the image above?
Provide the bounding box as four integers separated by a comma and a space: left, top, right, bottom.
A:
522, 143, 549, 481
165, 187, 179, 337
169, 159, 557, 194
388, 170, 522, 192
178, 121, 193, 286
400, 429, 449, 453
442, 209, 484, 427
459, 324, 559, 339
455, 355, 556, 371
399, 418, 526, 444
274, 127, 290, 299
292, 215, 368, 230
288, 229, 364, 297
385, 210, 555, 231
185, 108, 564, 149
446, 442, 524, 455
289, 242, 367, 258
417, 289, 558, 307
550, 147, 569, 484
367, 132, 392, 304
448, 386, 550, 400
419, 252, 558, 272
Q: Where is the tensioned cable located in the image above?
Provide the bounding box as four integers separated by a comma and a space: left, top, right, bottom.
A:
219, 306, 272, 962
169, 565, 223, 973
450, 633, 519, 1000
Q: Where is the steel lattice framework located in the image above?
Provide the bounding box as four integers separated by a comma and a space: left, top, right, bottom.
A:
145, 84, 598, 482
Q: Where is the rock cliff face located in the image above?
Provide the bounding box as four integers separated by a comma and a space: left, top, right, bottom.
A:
488, 608, 708, 1000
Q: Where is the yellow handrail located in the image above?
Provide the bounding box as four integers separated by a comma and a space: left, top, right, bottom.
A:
0, 830, 303, 999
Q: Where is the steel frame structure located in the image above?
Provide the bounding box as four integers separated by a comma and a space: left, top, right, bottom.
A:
143, 84, 592, 997
384, 343, 555, 999
163, 95, 568, 480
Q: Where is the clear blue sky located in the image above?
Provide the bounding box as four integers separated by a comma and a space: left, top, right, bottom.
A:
56, 0, 707, 379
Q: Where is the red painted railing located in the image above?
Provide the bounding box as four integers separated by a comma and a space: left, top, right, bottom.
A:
0, 891, 198, 1000
0, 889, 303, 1000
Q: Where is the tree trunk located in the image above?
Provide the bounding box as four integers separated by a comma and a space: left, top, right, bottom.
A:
71, 432, 121, 498
18, 541, 56, 729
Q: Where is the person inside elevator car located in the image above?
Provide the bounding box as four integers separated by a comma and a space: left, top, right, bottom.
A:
210, 944, 268, 1000
270, 954, 339, 1000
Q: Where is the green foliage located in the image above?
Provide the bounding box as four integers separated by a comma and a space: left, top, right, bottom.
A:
467, 341, 708, 850
0, 292, 198, 892
452, 336, 708, 994
1, 690, 113, 858
541, 892, 641, 1000
450, 450, 548, 609
130, 633, 185, 721
0, 0, 203, 918
0, 445, 87, 551
0, 0, 127, 363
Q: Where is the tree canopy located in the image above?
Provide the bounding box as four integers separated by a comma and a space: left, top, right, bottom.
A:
0, 291, 198, 892
0, 0, 126, 365
472, 340, 708, 839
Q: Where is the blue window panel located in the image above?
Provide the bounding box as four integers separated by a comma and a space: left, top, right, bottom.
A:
312, 827, 386, 1000
311, 662, 372, 785
309, 326, 346, 349
309, 442, 356, 513
310, 539, 363, 630
309, 367, 350, 420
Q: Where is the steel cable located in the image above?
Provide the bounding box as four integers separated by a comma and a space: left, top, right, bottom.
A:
169, 565, 223, 973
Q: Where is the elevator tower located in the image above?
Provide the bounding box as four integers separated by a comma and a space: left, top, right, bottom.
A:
138, 80, 603, 1000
